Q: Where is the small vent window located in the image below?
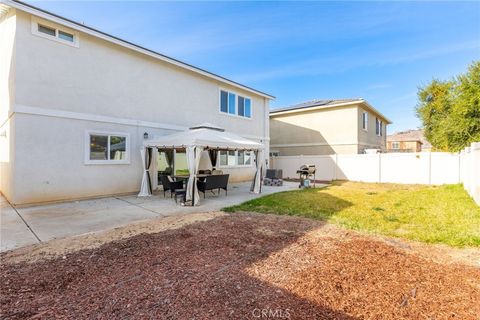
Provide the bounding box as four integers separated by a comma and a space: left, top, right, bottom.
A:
32, 17, 79, 47
58, 30, 74, 42
38, 24, 55, 37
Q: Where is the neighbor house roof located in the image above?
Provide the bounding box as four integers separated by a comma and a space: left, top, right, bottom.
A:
270, 98, 392, 124
0, 0, 274, 100
387, 129, 432, 148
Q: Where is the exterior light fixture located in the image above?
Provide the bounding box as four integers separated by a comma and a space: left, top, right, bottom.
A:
143, 132, 149, 140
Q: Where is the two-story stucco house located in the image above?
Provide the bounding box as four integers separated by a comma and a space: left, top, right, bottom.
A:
0, 0, 273, 205
269, 99, 391, 156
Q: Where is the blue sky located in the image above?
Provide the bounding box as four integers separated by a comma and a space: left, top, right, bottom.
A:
30, 1, 480, 133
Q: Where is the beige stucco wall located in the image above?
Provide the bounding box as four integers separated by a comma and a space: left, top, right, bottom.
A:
270, 106, 358, 144
270, 106, 358, 156
2, 10, 268, 205
357, 106, 387, 153
13, 11, 268, 140
11, 113, 259, 205
0, 8, 16, 201
270, 104, 388, 156
272, 144, 359, 156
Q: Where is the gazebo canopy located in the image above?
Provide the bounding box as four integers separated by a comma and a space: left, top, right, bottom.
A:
143, 123, 263, 150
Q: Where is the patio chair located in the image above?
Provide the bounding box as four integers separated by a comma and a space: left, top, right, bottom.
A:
159, 175, 184, 198
196, 174, 229, 198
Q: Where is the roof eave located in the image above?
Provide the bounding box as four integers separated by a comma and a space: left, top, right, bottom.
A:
270, 99, 392, 124
270, 100, 364, 116
360, 100, 392, 124
2, 0, 275, 100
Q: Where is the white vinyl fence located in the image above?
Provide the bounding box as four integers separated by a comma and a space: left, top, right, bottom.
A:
270, 142, 480, 205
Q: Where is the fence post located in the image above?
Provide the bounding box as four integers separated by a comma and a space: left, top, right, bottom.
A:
458, 150, 462, 184
428, 152, 432, 185
378, 153, 382, 183
471, 142, 480, 205
465, 146, 471, 197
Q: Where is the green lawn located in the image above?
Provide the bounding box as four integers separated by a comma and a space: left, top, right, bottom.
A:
224, 181, 480, 247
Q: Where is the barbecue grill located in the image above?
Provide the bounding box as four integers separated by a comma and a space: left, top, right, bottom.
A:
296, 164, 316, 188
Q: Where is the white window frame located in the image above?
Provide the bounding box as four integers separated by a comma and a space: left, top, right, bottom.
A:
392, 142, 400, 149
362, 112, 368, 131
217, 150, 254, 168
376, 118, 382, 136
218, 88, 253, 120
31, 16, 80, 48
84, 130, 130, 165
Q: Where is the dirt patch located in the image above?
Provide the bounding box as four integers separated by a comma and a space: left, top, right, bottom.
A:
1, 212, 225, 264
378, 236, 480, 268
1, 213, 479, 319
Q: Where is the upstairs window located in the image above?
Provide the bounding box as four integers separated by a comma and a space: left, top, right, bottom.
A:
220, 90, 228, 113
228, 92, 236, 115
37, 23, 74, 43
362, 112, 368, 130
38, 24, 56, 37
220, 89, 252, 118
375, 118, 383, 136
58, 30, 75, 42
32, 17, 79, 47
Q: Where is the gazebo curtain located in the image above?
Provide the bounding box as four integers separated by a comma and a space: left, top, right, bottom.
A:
208, 149, 218, 168
186, 146, 204, 206
150, 148, 158, 191
138, 147, 153, 197
251, 149, 265, 194
165, 150, 174, 168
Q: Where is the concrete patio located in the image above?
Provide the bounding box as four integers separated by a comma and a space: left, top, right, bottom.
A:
0, 181, 301, 252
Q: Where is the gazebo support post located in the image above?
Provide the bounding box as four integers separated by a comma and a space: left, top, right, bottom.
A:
192, 148, 195, 206
259, 164, 263, 193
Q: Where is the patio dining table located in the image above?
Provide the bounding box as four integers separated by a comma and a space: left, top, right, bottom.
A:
172, 174, 212, 205
173, 174, 210, 181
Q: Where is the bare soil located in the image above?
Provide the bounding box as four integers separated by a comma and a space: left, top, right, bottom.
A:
1, 212, 479, 319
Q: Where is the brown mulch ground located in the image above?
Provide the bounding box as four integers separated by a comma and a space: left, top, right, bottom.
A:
1, 213, 479, 319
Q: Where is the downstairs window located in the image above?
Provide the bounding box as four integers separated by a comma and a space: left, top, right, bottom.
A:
86, 132, 129, 164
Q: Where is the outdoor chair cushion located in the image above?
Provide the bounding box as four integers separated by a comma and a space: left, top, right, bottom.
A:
196, 174, 229, 198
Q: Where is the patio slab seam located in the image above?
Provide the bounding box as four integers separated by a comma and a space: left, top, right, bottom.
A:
9, 203, 42, 243
113, 196, 167, 217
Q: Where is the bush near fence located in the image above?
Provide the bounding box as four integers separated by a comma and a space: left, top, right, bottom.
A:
270, 142, 480, 205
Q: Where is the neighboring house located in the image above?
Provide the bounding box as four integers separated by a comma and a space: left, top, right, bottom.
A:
0, 0, 273, 205
387, 129, 432, 153
269, 99, 391, 156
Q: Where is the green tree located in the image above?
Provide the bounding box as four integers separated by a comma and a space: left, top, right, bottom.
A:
416, 61, 480, 152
